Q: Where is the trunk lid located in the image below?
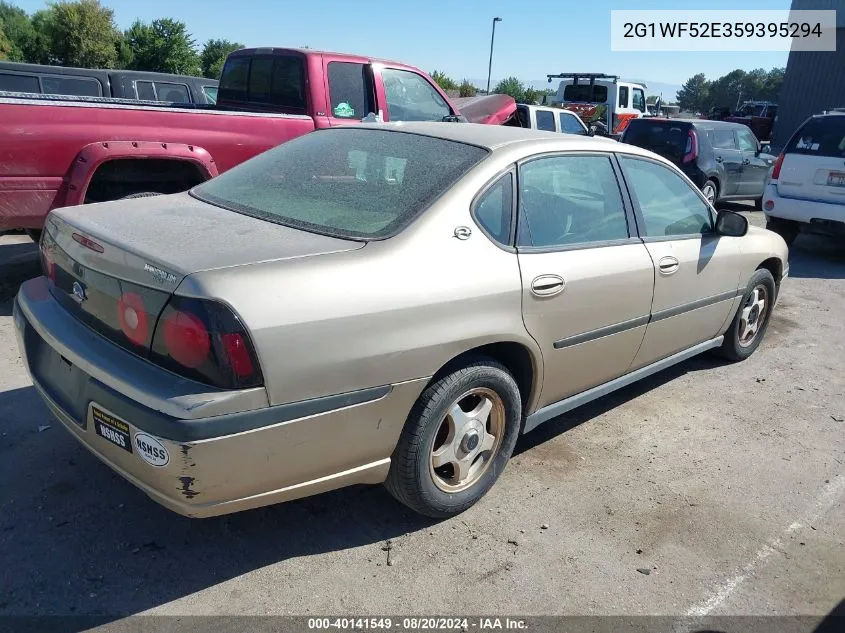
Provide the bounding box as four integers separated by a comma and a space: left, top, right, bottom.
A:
776, 115, 845, 206
43, 192, 363, 358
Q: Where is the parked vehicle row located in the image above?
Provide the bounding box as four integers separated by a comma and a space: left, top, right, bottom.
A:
546, 73, 648, 137
14, 123, 788, 519
0, 47, 515, 240
505, 103, 592, 135
0, 61, 219, 104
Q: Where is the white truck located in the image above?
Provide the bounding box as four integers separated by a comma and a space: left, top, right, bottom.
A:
546, 73, 647, 138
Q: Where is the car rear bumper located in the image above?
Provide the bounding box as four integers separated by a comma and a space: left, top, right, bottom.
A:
763, 183, 845, 231
14, 277, 427, 517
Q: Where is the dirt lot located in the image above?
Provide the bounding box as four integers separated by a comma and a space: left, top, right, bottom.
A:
0, 211, 843, 627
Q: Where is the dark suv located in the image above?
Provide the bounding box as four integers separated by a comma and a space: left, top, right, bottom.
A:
621, 118, 776, 208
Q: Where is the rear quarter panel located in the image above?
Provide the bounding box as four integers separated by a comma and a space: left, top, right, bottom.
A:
0, 99, 315, 230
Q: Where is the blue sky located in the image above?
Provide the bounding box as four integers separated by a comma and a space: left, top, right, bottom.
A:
14, 0, 791, 95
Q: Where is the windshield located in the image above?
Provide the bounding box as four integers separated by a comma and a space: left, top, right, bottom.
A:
192, 129, 488, 240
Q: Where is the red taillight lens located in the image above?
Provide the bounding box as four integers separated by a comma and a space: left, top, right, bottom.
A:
162, 310, 210, 369
116, 292, 150, 346
683, 129, 699, 164
771, 153, 785, 180
222, 333, 254, 377
39, 231, 56, 283
150, 296, 263, 389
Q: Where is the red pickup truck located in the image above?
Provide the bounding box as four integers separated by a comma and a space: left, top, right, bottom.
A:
0, 47, 515, 240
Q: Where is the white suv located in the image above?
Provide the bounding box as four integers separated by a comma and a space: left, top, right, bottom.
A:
763, 111, 845, 245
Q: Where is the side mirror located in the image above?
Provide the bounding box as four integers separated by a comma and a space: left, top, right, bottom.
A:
758, 143, 771, 155
587, 126, 597, 137
715, 210, 748, 237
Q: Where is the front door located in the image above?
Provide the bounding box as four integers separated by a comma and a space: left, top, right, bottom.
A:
516, 153, 655, 409
617, 155, 744, 369
735, 126, 771, 196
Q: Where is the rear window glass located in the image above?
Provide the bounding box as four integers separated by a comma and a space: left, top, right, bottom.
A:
219, 55, 306, 111
0, 72, 40, 93
154, 82, 190, 103
535, 109, 556, 131
192, 129, 488, 240
563, 84, 608, 103
622, 120, 693, 162
328, 62, 374, 119
710, 129, 737, 149
135, 81, 156, 101
786, 116, 845, 158
41, 76, 102, 97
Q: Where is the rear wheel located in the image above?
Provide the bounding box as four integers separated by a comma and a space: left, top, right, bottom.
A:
384, 358, 522, 518
702, 180, 718, 206
716, 268, 776, 362
766, 217, 799, 246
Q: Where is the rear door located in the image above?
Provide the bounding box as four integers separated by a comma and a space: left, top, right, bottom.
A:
324, 60, 376, 125
708, 127, 742, 196
735, 126, 770, 196
777, 115, 845, 205
516, 153, 654, 408
533, 108, 558, 132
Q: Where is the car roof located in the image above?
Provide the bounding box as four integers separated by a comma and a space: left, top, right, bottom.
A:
353, 121, 627, 153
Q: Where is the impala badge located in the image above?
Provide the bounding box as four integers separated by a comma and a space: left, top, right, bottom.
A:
71, 281, 87, 304
144, 263, 177, 284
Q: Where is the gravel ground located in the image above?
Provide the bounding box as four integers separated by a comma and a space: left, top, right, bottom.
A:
0, 212, 842, 627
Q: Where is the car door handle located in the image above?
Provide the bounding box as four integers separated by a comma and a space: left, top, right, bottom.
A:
531, 274, 565, 297
658, 256, 680, 275
715, 155, 723, 163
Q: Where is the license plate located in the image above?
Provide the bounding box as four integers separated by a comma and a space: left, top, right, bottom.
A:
92, 405, 132, 453
827, 171, 845, 187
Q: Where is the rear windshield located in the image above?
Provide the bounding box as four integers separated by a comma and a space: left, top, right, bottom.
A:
786, 116, 845, 158
191, 129, 488, 240
563, 84, 608, 103
218, 54, 306, 111
621, 120, 693, 160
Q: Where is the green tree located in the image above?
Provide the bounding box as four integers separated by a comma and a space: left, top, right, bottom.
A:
25, 9, 54, 64
125, 18, 201, 75
0, 1, 36, 62
458, 79, 476, 97
494, 76, 526, 102
430, 70, 457, 91
707, 69, 746, 110
200, 38, 243, 79
0, 19, 11, 60
45, 0, 120, 68
761, 67, 785, 101
677, 73, 710, 112
522, 87, 540, 104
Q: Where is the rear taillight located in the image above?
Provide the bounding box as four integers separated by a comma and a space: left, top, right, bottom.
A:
770, 153, 785, 180
40, 232, 56, 283
116, 292, 150, 347
683, 129, 699, 164
150, 296, 263, 389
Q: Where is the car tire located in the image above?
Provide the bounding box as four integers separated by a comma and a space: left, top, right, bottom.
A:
716, 268, 777, 362
25, 229, 42, 244
121, 192, 164, 199
766, 217, 799, 246
384, 357, 522, 518
702, 180, 719, 206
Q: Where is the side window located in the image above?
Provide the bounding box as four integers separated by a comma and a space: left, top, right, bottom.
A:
712, 129, 738, 149
473, 173, 514, 245
202, 86, 218, 104
535, 109, 556, 132
736, 128, 758, 152
518, 155, 629, 248
560, 112, 586, 135
154, 82, 190, 103
135, 81, 156, 101
0, 72, 40, 93
620, 156, 713, 237
41, 76, 102, 97
327, 62, 374, 120
618, 86, 629, 108
632, 89, 646, 113
381, 68, 451, 122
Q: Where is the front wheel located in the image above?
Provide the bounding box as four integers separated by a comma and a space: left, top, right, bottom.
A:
384, 358, 522, 518
716, 268, 776, 362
